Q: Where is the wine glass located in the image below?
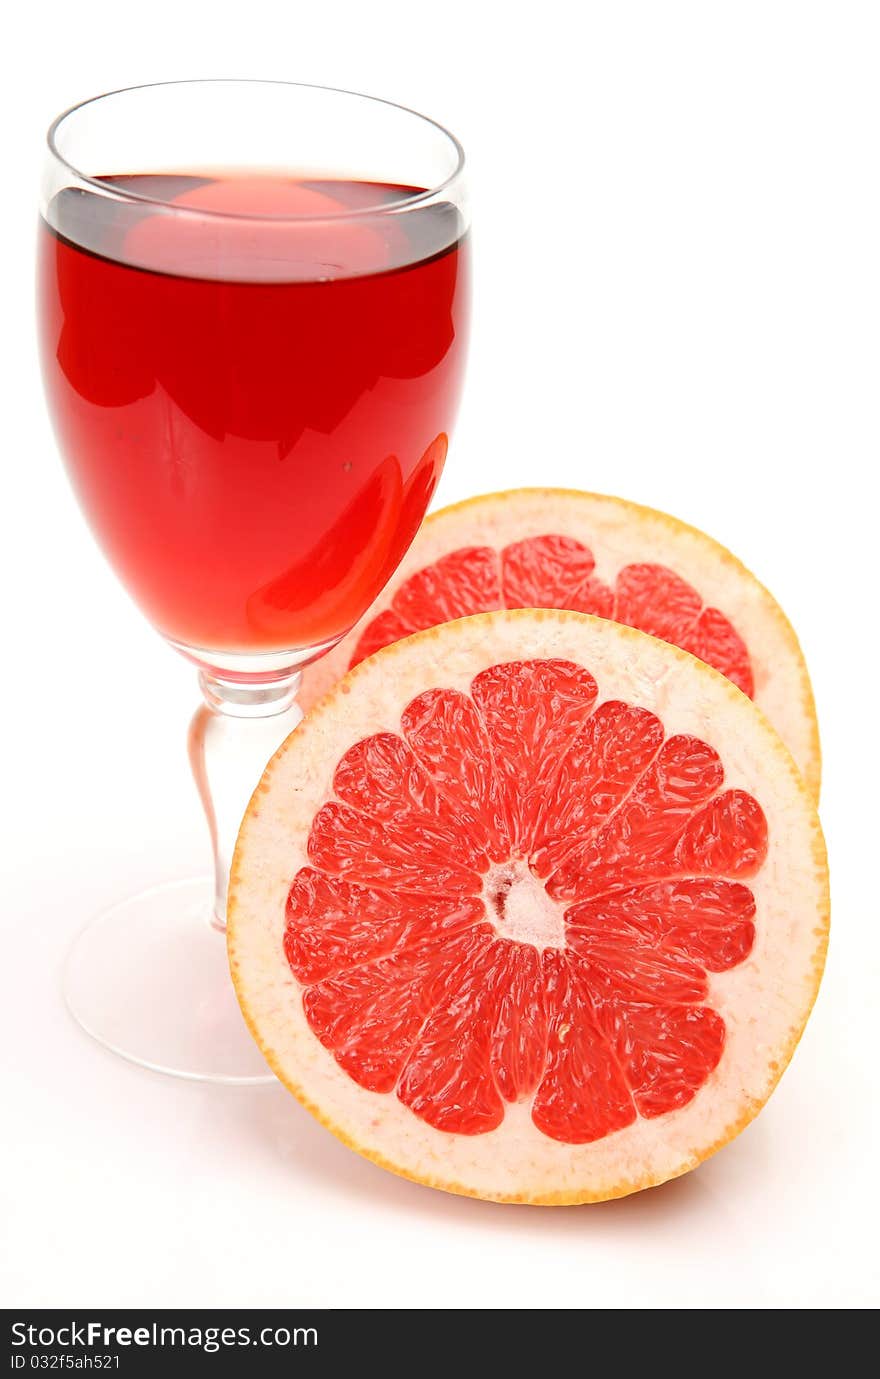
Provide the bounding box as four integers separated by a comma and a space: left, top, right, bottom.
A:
37, 80, 469, 1082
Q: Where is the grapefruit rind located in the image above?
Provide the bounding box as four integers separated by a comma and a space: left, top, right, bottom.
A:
229, 610, 828, 1205
300, 488, 821, 801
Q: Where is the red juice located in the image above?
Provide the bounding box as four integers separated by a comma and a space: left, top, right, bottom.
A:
38, 174, 469, 655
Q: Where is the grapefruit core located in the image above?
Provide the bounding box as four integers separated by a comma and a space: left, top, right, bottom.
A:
229, 611, 828, 1205
299, 489, 821, 800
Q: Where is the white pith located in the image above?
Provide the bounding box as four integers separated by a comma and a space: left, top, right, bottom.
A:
298, 488, 820, 799
483, 862, 567, 950
229, 611, 828, 1204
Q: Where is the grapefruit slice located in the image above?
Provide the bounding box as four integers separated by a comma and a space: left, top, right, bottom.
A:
229, 610, 828, 1205
299, 489, 820, 799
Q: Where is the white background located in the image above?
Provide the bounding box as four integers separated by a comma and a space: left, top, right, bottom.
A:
2, 0, 878, 1310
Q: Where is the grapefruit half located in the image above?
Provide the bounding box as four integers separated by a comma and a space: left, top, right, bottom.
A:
299, 489, 820, 799
229, 610, 828, 1204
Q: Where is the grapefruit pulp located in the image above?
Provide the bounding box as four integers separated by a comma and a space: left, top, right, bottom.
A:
299, 489, 820, 799
229, 611, 828, 1204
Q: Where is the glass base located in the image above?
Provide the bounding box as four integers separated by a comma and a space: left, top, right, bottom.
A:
63, 877, 275, 1084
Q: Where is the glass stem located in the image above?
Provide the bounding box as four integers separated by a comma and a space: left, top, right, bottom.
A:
187, 670, 303, 931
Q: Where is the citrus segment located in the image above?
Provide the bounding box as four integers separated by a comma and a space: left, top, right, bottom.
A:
391, 545, 502, 628
400, 689, 507, 859
614, 562, 702, 642
469, 660, 598, 853
396, 934, 505, 1134
501, 534, 604, 610
678, 606, 753, 697
487, 943, 547, 1102
530, 952, 635, 1144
